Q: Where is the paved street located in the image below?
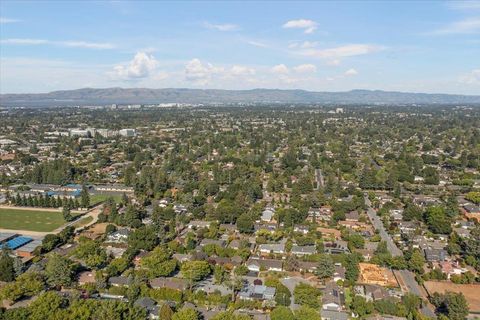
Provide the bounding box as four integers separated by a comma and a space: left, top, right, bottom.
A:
281, 276, 313, 310
314, 168, 324, 190
364, 198, 402, 256
364, 195, 436, 319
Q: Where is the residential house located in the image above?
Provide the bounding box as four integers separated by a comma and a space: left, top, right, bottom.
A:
134, 297, 159, 320
333, 264, 346, 282
321, 310, 349, 320
307, 206, 333, 223
149, 277, 189, 291
390, 209, 404, 221
294, 225, 310, 234
398, 221, 417, 235
106, 228, 130, 243
345, 210, 359, 222
199, 239, 226, 248
173, 253, 192, 263
355, 284, 389, 301
298, 261, 318, 273
258, 243, 285, 255
260, 208, 275, 222
424, 248, 447, 262
291, 245, 316, 256
246, 258, 283, 272
324, 240, 349, 254
108, 276, 131, 287
322, 281, 345, 311
238, 284, 276, 301
77, 270, 96, 285
188, 220, 211, 229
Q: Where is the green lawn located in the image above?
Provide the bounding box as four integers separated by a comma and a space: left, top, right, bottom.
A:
90, 194, 122, 205
0, 208, 66, 232
72, 216, 93, 228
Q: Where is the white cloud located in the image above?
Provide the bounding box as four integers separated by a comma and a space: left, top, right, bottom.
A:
299, 44, 384, 59
230, 65, 256, 76
185, 58, 224, 84
344, 68, 358, 76
0, 17, 20, 24
62, 41, 115, 49
283, 19, 318, 34
1, 38, 115, 49
459, 69, 480, 84
271, 64, 289, 74
427, 17, 480, 35
288, 41, 318, 49
1, 38, 49, 45
247, 40, 268, 48
293, 64, 317, 73
204, 22, 240, 31
327, 59, 341, 66
113, 52, 159, 79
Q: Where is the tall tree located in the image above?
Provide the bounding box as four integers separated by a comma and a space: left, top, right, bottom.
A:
45, 253, 76, 287
0, 249, 15, 282
80, 185, 90, 208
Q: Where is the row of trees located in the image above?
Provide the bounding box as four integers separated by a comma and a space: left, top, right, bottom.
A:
9, 194, 81, 209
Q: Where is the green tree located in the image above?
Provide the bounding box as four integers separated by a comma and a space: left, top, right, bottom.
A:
295, 305, 322, 320
0, 249, 15, 282
45, 253, 76, 287
345, 253, 361, 284
211, 311, 251, 320
80, 185, 90, 208
28, 291, 64, 320
265, 277, 291, 306
425, 206, 451, 235
315, 254, 335, 280
236, 212, 255, 234
294, 282, 321, 308
271, 306, 294, 320
181, 261, 211, 284
408, 249, 426, 274
62, 206, 73, 222
351, 295, 374, 318
172, 308, 199, 320
159, 304, 174, 320
74, 238, 108, 269
431, 292, 469, 320
141, 246, 177, 278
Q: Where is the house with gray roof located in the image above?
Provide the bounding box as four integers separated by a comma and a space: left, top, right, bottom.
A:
258, 243, 285, 255
291, 245, 316, 256
238, 284, 276, 301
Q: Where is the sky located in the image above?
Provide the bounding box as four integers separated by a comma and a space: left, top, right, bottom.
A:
0, 0, 479, 94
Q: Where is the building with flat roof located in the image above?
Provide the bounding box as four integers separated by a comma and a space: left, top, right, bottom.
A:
15, 239, 42, 257
0, 232, 17, 243
4, 236, 33, 250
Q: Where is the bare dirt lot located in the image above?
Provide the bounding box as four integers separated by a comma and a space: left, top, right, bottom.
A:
424, 281, 480, 313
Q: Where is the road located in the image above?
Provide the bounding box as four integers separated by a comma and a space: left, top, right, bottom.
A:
281, 276, 313, 310
314, 168, 324, 190
364, 195, 436, 319
364, 198, 402, 256
71, 204, 103, 232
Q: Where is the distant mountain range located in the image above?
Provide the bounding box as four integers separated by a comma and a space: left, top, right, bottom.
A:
1, 88, 480, 107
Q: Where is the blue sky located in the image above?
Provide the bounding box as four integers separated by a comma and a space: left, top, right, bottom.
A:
1, 1, 479, 94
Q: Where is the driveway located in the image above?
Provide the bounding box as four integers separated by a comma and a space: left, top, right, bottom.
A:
280, 276, 315, 310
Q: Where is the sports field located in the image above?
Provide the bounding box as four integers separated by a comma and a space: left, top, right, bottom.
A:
0, 208, 66, 232
90, 194, 122, 205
